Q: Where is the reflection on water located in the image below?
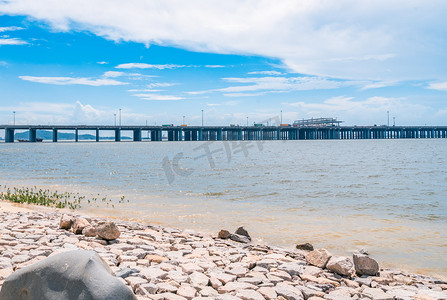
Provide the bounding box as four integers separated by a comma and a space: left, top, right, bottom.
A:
1, 139, 446, 278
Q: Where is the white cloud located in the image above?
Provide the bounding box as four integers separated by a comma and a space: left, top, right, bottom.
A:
0, 61, 7, 66
247, 71, 284, 76
205, 65, 225, 68
0, 38, 27, 45
1, 1, 446, 80
360, 81, 398, 90
283, 96, 430, 125
127, 89, 164, 92
427, 82, 447, 91
219, 76, 353, 94
0, 101, 150, 125
185, 76, 356, 97
115, 63, 184, 70
103, 71, 125, 78
96, 61, 108, 64
19, 75, 128, 86
132, 93, 183, 101
147, 82, 177, 88
0, 26, 24, 32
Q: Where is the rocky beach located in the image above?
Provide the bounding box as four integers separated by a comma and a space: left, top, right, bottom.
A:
0, 201, 446, 300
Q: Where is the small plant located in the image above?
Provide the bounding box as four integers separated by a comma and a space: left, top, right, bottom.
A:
0, 185, 129, 210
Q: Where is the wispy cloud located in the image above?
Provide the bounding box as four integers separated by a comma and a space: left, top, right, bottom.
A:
147, 82, 177, 88
184, 76, 355, 97
0, 38, 27, 45
19, 76, 127, 86
360, 81, 398, 90
219, 76, 353, 95
205, 65, 225, 68
103, 71, 125, 78
96, 61, 109, 65
132, 93, 183, 101
427, 82, 447, 91
247, 71, 284, 76
0, 26, 24, 32
115, 63, 185, 70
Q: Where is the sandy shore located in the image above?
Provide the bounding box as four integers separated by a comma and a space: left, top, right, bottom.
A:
1, 200, 446, 299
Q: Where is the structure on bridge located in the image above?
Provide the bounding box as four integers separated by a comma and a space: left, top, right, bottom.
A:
1, 124, 447, 143
293, 117, 342, 127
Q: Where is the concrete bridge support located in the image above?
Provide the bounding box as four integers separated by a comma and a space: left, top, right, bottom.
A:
133, 129, 142, 141
75, 129, 79, 142
53, 129, 58, 142
5, 128, 14, 143
115, 129, 121, 142
29, 129, 37, 142
96, 129, 100, 142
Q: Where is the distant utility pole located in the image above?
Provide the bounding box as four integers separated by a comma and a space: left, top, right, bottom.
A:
13, 111, 16, 125
201, 110, 204, 126
393, 117, 396, 127
119, 109, 122, 126
387, 111, 389, 126
183, 116, 185, 125
280, 110, 283, 124
246, 117, 248, 126
114, 114, 116, 126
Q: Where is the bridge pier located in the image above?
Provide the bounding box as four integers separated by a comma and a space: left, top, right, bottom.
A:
115, 129, 121, 142
5, 128, 14, 143
133, 129, 142, 141
96, 129, 100, 142
29, 129, 37, 142
75, 129, 79, 142
53, 129, 58, 142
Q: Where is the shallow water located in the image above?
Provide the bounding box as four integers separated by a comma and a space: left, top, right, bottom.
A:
1, 139, 446, 278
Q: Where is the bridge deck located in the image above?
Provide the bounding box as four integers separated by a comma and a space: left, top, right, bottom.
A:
1, 125, 447, 142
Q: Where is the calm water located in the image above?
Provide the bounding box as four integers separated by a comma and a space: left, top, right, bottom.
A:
1, 139, 446, 278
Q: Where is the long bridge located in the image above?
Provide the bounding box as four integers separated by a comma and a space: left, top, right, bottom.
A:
1, 124, 447, 143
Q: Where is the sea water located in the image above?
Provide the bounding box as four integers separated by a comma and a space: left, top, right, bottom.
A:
0, 139, 446, 278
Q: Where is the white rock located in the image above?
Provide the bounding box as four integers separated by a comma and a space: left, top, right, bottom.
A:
326, 256, 355, 277
305, 249, 332, 268
236, 289, 265, 300
190, 271, 209, 287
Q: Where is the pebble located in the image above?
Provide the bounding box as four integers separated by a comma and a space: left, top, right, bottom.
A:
0, 209, 446, 300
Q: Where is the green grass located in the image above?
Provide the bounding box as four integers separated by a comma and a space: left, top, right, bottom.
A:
0, 185, 127, 209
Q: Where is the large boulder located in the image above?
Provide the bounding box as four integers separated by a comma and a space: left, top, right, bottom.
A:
73, 217, 91, 234
353, 252, 379, 276
305, 248, 332, 268
235, 226, 251, 241
96, 222, 121, 240
59, 214, 73, 230
0, 250, 136, 300
326, 256, 355, 277
218, 229, 231, 239
296, 243, 314, 251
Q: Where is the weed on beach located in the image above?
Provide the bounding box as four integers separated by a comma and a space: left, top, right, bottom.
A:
0, 185, 126, 210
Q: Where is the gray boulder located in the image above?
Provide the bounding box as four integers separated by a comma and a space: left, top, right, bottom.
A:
235, 226, 251, 241
0, 250, 136, 300
230, 234, 251, 243
96, 222, 121, 240
353, 252, 379, 276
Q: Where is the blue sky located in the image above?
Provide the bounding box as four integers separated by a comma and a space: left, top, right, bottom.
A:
1, 1, 447, 127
